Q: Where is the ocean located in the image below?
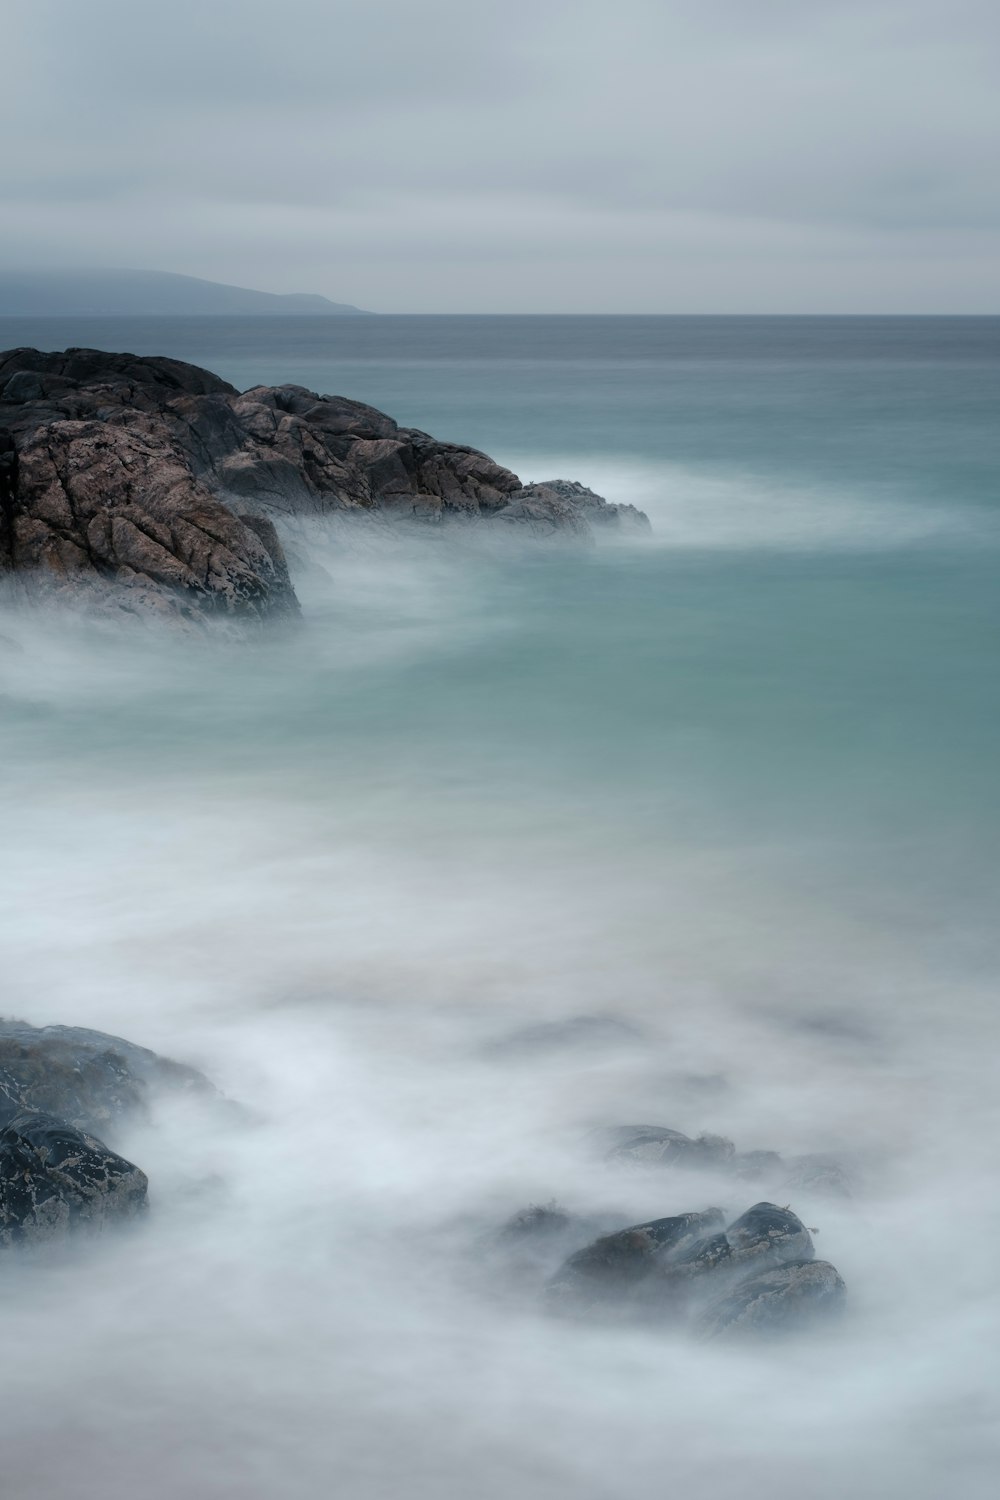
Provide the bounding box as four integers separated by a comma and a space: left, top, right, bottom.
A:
1, 315, 998, 1498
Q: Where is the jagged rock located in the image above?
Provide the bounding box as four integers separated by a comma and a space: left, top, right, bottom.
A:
0, 1019, 217, 1140
530, 479, 652, 532
696, 1259, 846, 1340
546, 1209, 724, 1315
0, 347, 650, 624
0, 1110, 147, 1247
605, 1124, 736, 1170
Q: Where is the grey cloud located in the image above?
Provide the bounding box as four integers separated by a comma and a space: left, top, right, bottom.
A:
3, 0, 999, 309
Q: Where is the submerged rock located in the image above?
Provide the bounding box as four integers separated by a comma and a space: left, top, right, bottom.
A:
605, 1124, 736, 1170
484, 1014, 643, 1059
0, 347, 651, 624
783, 1153, 854, 1198
0, 1019, 217, 1140
696, 1259, 846, 1340
546, 1209, 724, 1315
546, 1200, 836, 1337
0, 1110, 147, 1246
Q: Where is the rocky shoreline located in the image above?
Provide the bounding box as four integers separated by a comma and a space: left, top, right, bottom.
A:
0, 347, 650, 627
0, 1017, 846, 1341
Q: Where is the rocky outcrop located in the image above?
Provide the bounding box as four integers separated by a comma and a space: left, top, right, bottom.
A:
543, 1200, 845, 1336
0, 347, 649, 624
0, 1019, 217, 1140
696, 1258, 846, 1340
0, 1020, 219, 1251
599, 1120, 853, 1197
0, 1110, 147, 1247
529, 479, 651, 533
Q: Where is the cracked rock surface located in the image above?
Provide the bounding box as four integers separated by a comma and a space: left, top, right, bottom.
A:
0, 1110, 148, 1247
0, 346, 649, 624
0, 1020, 219, 1250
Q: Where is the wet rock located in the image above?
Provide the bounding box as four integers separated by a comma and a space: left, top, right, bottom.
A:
0, 1019, 217, 1140
725, 1201, 814, 1270
543, 1198, 837, 1338
696, 1259, 846, 1340
530, 479, 652, 533
0, 348, 651, 623
489, 1203, 621, 1291
0, 1110, 147, 1247
605, 1125, 736, 1170
547, 1209, 724, 1315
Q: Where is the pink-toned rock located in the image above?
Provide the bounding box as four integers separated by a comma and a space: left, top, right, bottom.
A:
0, 346, 650, 624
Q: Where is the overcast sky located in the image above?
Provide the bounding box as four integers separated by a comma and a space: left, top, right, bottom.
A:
4, 0, 998, 311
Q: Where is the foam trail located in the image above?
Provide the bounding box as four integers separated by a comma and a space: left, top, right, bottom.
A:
0, 520, 998, 1499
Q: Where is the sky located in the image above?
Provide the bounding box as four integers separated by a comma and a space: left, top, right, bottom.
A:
3, 0, 999, 312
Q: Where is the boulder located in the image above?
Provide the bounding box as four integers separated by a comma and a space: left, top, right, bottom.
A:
0, 1019, 217, 1140
546, 1209, 724, 1315
0, 1110, 147, 1247
724, 1201, 815, 1271
696, 1259, 846, 1340
545, 1199, 834, 1337
605, 1124, 736, 1170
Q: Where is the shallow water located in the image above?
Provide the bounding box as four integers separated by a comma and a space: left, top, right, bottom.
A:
1, 316, 998, 1497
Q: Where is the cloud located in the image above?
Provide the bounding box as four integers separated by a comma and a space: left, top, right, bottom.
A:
3, 0, 999, 309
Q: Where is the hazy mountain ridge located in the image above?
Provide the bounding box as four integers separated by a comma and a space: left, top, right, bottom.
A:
0, 269, 369, 317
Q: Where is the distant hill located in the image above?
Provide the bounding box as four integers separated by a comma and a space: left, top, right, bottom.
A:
0, 269, 370, 317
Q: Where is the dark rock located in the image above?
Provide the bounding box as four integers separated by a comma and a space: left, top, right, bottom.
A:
530, 479, 652, 533
0, 347, 648, 624
489, 1203, 617, 1291
547, 1208, 724, 1315
667, 1229, 734, 1277
724, 1201, 814, 1270
605, 1124, 736, 1170
696, 1258, 846, 1340
0, 1110, 147, 1247
0, 1019, 217, 1140
543, 1198, 836, 1337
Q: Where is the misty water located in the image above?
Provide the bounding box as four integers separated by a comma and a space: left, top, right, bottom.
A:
1, 316, 999, 1497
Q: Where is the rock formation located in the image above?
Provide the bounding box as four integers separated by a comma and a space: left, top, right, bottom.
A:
0, 347, 651, 625
0, 1019, 217, 1250
544, 1201, 846, 1337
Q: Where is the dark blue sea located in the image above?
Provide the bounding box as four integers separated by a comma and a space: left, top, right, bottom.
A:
1, 315, 998, 1500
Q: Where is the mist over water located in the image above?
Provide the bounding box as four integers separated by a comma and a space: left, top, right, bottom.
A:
1, 317, 999, 1497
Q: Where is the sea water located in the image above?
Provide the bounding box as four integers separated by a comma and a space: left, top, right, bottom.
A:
0, 315, 998, 1498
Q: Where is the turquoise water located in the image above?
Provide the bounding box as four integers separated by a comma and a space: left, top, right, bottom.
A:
1, 317, 998, 1498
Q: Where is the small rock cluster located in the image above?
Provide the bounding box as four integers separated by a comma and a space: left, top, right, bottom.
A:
543, 1201, 845, 1339
0, 1019, 213, 1249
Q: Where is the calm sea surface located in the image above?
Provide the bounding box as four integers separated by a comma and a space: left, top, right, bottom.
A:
1, 316, 998, 1499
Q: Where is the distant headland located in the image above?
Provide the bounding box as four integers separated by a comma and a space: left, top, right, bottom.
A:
0, 269, 370, 318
